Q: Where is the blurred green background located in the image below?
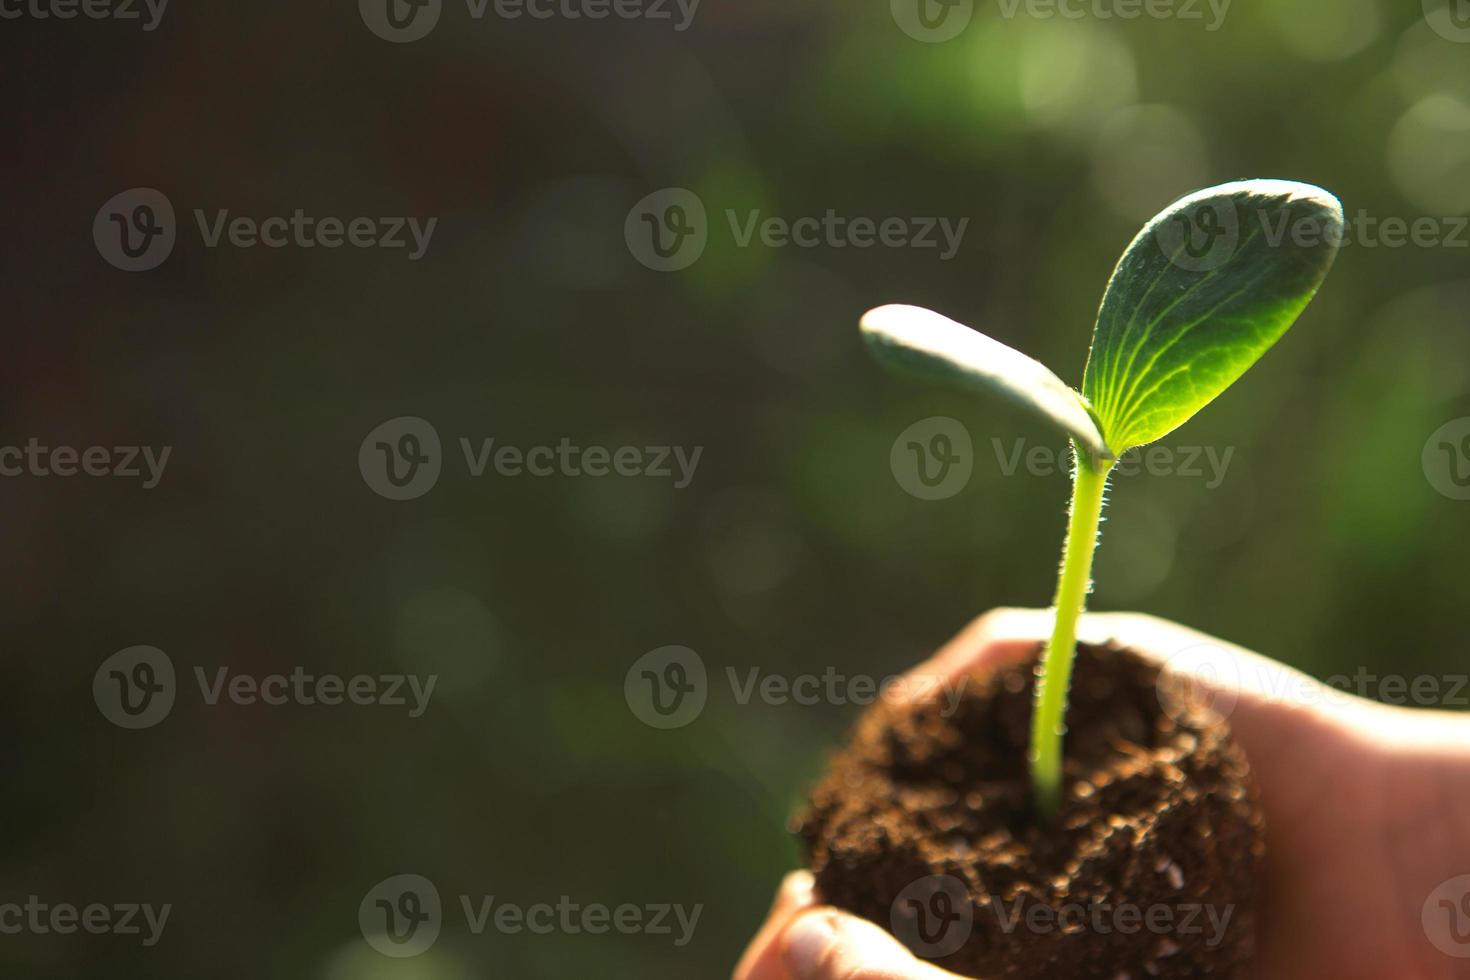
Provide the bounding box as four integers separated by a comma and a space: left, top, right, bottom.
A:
4, 0, 1470, 976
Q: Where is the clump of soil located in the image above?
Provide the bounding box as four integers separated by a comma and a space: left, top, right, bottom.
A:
794, 643, 1264, 979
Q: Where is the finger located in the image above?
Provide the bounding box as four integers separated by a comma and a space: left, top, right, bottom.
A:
781, 907, 963, 980
900, 607, 1052, 699
1082, 610, 1326, 706
918, 607, 1351, 749
906, 608, 1353, 822
1081, 610, 1355, 736
1078, 610, 1362, 823
732, 871, 816, 980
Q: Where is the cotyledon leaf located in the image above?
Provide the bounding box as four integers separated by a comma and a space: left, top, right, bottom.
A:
1082, 179, 1343, 454
861, 304, 1109, 459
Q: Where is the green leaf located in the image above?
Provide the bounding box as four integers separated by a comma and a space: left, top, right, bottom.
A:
1082, 179, 1343, 453
861, 304, 1109, 459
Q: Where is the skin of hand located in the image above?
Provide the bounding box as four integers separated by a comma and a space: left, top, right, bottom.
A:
732, 607, 1470, 980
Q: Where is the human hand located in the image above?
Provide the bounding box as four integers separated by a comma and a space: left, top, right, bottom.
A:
732, 608, 1470, 980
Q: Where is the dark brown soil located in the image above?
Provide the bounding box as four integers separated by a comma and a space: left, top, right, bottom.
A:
794, 642, 1264, 979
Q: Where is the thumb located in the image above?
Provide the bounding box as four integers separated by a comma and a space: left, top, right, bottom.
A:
781, 908, 963, 980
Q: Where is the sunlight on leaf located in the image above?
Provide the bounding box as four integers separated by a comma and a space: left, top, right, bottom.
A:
861, 304, 1109, 458
1082, 179, 1343, 453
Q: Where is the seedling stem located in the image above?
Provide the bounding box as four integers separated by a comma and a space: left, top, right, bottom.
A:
1030, 449, 1111, 821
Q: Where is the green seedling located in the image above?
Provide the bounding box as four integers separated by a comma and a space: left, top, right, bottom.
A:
862, 179, 1343, 821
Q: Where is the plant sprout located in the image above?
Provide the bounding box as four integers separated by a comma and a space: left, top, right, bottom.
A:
861, 180, 1344, 821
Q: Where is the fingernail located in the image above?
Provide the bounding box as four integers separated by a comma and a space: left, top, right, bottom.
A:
782, 870, 815, 904
783, 911, 835, 979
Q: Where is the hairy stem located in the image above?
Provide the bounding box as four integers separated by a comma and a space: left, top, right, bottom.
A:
1029, 448, 1112, 822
